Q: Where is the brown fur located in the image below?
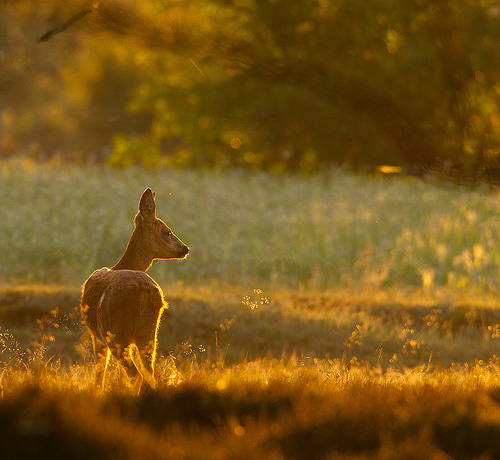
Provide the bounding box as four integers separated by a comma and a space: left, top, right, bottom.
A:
81, 188, 188, 393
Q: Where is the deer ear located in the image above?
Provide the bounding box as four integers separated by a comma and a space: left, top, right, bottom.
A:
139, 188, 156, 223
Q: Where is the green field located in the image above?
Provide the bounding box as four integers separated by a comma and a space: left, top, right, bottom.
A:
1, 159, 498, 291
1, 159, 500, 458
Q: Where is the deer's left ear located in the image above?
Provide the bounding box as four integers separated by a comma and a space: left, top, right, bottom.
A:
139, 188, 156, 223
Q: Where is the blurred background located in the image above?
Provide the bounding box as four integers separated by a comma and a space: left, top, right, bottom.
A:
0, 0, 499, 179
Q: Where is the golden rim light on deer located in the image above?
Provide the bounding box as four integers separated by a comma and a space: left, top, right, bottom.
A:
81, 188, 189, 394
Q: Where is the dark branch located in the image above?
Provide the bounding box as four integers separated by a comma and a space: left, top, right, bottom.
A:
38, 2, 99, 43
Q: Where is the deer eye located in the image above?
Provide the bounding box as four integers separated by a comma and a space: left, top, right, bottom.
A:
163, 228, 172, 238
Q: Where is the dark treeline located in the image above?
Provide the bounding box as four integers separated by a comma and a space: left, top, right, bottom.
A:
1, 0, 499, 179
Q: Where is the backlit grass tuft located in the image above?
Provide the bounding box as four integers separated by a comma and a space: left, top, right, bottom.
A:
1, 348, 500, 459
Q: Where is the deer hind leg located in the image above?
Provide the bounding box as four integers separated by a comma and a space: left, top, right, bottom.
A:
100, 347, 112, 393
128, 344, 156, 394
91, 335, 107, 390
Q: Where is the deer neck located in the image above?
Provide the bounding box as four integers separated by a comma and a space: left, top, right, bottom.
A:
111, 230, 153, 272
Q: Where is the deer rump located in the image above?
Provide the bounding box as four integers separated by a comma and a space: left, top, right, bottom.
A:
82, 268, 166, 373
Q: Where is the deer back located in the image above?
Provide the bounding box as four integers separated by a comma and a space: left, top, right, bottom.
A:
82, 269, 166, 347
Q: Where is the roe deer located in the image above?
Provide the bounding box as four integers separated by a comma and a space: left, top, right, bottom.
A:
81, 188, 189, 393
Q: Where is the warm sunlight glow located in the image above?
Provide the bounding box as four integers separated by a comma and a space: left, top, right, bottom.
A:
230, 137, 242, 149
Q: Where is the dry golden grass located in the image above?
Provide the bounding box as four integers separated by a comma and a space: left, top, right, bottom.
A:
1, 351, 500, 459
2, 284, 500, 459
1, 161, 500, 457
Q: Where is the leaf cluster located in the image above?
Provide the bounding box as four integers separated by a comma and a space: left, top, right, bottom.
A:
1, 1, 498, 176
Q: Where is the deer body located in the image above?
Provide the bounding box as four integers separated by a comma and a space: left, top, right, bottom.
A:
82, 268, 165, 354
81, 188, 188, 393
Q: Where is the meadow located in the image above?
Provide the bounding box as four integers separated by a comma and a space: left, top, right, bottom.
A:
1, 159, 500, 459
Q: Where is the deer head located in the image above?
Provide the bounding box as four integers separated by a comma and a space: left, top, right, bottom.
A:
137, 187, 189, 260
112, 188, 189, 271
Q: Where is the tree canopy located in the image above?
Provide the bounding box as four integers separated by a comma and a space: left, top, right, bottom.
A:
1, 0, 499, 177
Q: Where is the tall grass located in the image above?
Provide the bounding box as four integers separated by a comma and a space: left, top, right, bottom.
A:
2, 348, 500, 459
0, 159, 498, 295
1, 160, 500, 457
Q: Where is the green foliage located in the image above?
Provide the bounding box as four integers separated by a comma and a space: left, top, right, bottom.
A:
101, 0, 500, 173
0, 160, 498, 296
1, 1, 498, 175
0, 1, 150, 155
109, 134, 161, 167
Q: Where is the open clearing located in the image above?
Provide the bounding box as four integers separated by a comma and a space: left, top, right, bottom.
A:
1, 161, 500, 458
2, 283, 500, 459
